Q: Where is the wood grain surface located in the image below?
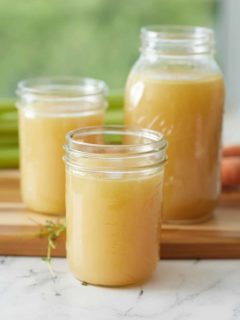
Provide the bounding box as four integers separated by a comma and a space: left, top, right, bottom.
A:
0, 170, 239, 259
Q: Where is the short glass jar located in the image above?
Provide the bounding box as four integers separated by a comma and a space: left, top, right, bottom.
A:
64, 126, 167, 286
125, 26, 224, 223
17, 77, 108, 215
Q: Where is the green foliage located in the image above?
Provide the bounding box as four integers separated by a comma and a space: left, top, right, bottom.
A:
0, 0, 216, 96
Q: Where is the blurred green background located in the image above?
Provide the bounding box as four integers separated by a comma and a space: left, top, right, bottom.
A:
0, 0, 217, 96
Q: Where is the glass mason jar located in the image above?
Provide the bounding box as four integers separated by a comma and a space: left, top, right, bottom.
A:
16, 77, 108, 216
125, 26, 224, 224
64, 126, 167, 286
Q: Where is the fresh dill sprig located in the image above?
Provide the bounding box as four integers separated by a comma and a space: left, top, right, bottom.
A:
38, 220, 66, 276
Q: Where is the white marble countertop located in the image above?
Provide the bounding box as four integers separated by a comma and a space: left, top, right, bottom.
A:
1, 257, 240, 320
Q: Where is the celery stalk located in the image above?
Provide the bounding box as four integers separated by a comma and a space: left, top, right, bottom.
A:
0, 146, 19, 168
105, 109, 124, 125
0, 119, 18, 133
0, 100, 16, 112
0, 111, 17, 121
107, 91, 123, 110
0, 134, 18, 146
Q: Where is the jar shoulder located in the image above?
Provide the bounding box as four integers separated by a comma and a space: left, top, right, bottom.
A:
127, 55, 223, 81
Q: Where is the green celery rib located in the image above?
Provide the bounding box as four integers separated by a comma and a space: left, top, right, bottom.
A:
107, 90, 123, 110
0, 107, 18, 133
0, 100, 16, 112
0, 134, 18, 146
0, 111, 17, 121
0, 119, 18, 133
105, 109, 124, 125
0, 146, 19, 168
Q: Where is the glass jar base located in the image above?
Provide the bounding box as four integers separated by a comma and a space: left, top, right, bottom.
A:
25, 205, 65, 217
163, 212, 213, 225
71, 274, 153, 288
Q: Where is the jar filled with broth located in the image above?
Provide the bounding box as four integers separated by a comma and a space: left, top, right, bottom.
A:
17, 77, 107, 215
125, 26, 224, 223
64, 126, 167, 286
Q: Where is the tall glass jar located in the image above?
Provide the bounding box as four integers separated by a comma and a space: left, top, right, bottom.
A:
64, 126, 167, 286
125, 26, 224, 224
17, 77, 108, 216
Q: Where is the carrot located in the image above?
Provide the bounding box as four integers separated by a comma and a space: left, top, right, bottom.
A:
223, 145, 240, 157
221, 157, 240, 186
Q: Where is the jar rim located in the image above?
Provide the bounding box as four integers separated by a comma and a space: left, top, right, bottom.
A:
64, 126, 167, 173
141, 25, 213, 42
65, 125, 167, 157
140, 25, 214, 55
16, 76, 108, 101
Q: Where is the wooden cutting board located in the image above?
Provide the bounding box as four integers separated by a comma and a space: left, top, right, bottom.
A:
0, 170, 240, 259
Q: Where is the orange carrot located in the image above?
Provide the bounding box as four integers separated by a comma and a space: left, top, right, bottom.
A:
221, 157, 240, 186
223, 145, 240, 157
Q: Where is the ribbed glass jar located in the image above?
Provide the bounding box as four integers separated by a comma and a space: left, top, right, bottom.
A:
17, 77, 108, 215
64, 126, 167, 286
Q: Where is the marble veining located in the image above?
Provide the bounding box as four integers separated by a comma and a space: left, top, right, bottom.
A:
0, 257, 240, 320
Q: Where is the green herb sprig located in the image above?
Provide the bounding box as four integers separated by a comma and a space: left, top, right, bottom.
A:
38, 220, 66, 276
